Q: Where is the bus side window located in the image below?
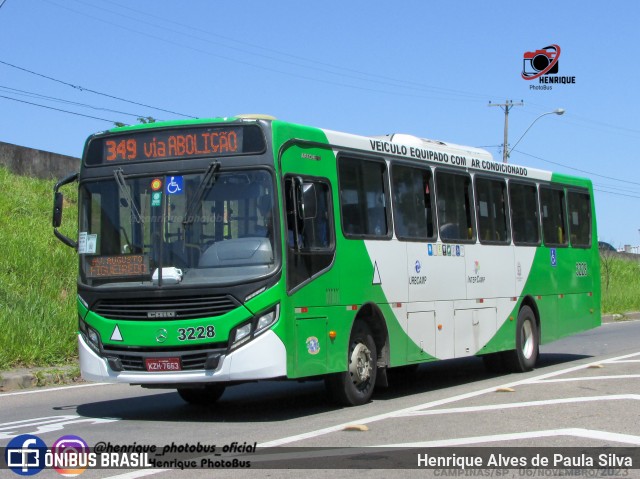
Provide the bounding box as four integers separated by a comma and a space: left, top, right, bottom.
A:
284, 176, 335, 292
435, 170, 475, 243
475, 176, 509, 244
510, 182, 540, 246
391, 163, 435, 241
338, 157, 390, 239
567, 190, 591, 248
540, 186, 568, 247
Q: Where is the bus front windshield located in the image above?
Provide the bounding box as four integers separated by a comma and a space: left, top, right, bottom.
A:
79, 168, 277, 287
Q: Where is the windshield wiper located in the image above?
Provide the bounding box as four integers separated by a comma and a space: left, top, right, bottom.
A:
114, 168, 144, 224
183, 160, 220, 228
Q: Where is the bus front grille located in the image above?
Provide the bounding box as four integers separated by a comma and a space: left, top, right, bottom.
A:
93, 294, 238, 320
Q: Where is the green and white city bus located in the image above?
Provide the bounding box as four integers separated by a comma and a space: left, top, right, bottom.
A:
53, 115, 601, 406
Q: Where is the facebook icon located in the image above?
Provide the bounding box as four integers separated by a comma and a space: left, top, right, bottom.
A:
5, 434, 47, 476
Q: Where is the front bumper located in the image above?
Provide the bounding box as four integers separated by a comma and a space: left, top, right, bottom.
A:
79, 330, 287, 384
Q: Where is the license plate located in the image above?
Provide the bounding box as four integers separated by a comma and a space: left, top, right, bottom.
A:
145, 357, 181, 372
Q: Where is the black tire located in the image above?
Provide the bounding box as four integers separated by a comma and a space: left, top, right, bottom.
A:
326, 321, 377, 406
177, 384, 226, 405
503, 305, 539, 372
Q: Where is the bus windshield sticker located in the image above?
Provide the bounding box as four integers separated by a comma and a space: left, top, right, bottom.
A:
78, 233, 97, 254
85, 234, 97, 254
166, 176, 184, 195
78, 232, 87, 254
86, 254, 150, 279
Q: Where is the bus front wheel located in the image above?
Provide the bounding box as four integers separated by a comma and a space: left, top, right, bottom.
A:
504, 305, 539, 372
177, 385, 226, 405
326, 321, 377, 406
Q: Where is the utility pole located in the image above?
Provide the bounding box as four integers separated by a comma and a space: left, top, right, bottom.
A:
489, 100, 524, 163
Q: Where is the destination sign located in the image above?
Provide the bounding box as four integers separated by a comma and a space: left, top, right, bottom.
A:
85, 125, 265, 165
86, 254, 150, 279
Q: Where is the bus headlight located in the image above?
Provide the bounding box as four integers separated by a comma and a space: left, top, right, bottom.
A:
233, 324, 252, 345
79, 317, 102, 352
255, 305, 279, 334
230, 305, 279, 349
87, 327, 101, 347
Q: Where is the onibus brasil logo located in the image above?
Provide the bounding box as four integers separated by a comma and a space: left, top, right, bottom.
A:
521, 44, 575, 89
5, 433, 152, 476
5, 434, 90, 476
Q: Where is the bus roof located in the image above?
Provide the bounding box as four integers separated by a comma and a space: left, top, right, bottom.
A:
98, 116, 587, 185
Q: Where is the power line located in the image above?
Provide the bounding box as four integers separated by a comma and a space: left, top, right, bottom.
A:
41, 0, 495, 103
99, 0, 492, 101
0, 94, 122, 123
514, 149, 640, 187
0, 85, 154, 119
593, 188, 640, 200
0, 59, 197, 118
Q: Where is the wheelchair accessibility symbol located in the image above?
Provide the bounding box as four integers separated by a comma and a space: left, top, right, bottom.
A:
166, 176, 183, 195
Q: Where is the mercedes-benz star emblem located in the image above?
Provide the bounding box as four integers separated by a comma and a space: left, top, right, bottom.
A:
156, 328, 168, 343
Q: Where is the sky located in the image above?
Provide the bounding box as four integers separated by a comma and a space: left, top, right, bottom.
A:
1, 0, 639, 247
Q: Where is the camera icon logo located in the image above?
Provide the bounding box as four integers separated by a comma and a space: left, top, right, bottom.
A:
50, 435, 90, 477
522, 44, 560, 80
5, 434, 47, 476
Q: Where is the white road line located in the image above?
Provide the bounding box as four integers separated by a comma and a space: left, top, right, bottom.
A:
258, 351, 640, 447
535, 374, 640, 383
606, 360, 640, 363
382, 428, 640, 447
398, 394, 640, 417
103, 470, 169, 479
0, 415, 79, 429
0, 415, 120, 440
0, 382, 111, 397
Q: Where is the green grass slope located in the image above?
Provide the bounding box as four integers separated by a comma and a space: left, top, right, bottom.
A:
0, 166, 78, 368
600, 253, 640, 315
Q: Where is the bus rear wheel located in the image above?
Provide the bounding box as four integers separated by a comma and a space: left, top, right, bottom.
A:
177, 385, 226, 405
326, 321, 377, 406
503, 305, 539, 372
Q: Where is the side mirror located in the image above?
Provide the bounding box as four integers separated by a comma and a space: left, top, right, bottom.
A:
53, 192, 64, 228
53, 172, 79, 249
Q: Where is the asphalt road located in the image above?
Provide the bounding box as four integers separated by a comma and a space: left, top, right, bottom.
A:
1, 320, 639, 479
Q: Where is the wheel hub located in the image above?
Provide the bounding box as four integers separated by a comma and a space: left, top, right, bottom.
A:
349, 342, 372, 386
521, 320, 534, 359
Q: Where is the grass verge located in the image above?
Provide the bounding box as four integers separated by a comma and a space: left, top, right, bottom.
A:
0, 166, 78, 369
600, 253, 640, 315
